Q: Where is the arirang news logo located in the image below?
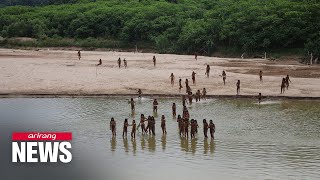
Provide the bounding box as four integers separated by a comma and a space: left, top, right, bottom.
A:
12, 132, 72, 163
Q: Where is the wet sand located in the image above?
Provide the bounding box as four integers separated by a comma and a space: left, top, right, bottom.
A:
0, 48, 319, 97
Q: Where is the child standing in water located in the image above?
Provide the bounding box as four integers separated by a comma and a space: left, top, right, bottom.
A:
209, 120, 215, 140
190, 119, 196, 139
259, 70, 263, 82
236, 80, 240, 95
130, 120, 136, 139
124, 59, 127, 68
184, 118, 189, 138
195, 120, 199, 134
77, 50, 81, 60
222, 70, 226, 85
110, 117, 116, 136
205, 65, 210, 78
123, 119, 128, 137
153, 99, 158, 113
170, 73, 175, 87
129, 98, 135, 112
161, 115, 167, 134
192, 71, 196, 85
117, 57, 121, 68
172, 103, 176, 117
202, 88, 207, 100
203, 119, 208, 138
177, 115, 183, 136
151, 116, 156, 136
153, 56, 156, 67
140, 114, 146, 135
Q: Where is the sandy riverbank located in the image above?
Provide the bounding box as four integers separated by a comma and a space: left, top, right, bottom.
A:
0, 48, 319, 97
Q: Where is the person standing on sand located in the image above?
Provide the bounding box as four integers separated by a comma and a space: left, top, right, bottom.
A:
124, 59, 127, 68
96, 59, 102, 66
185, 79, 190, 93
77, 50, 81, 60
170, 73, 175, 87
195, 52, 198, 60
258, 93, 262, 104
117, 57, 121, 68
153, 56, 156, 67
236, 80, 240, 95
153, 99, 159, 113
110, 117, 116, 136
281, 78, 286, 94
202, 88, 207, 100
285, 75, 291, 90
123, 119, 128, 137
205, 65, 210, 78
172, 103, 176, 117
179, 78, 183, 92
259, 70, 263, 82
222, 70, 226, 85
192, 71, 197, 85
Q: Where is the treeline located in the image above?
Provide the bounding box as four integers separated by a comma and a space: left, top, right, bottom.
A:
0, 0, 319, 58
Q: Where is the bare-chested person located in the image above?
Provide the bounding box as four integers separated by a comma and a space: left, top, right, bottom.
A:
202, 88, 207, 100
129, 120, 136, 139
182, 106, 190, 120
140, 114, 146, 135
184, 118, 189, 138
96, 59, 102, 66
194, 52, 198, 60
182, 95, 187, 107
153, 56, 156, 67
258, 93, 262, 104
77, 50, 81, 60
137, 89, 142, 98
117, 57, 121, 68
222, 70, 226, 85
179, 78, 183, 92
153, 99, 159, 113
188, 92, 193, 104
236, 80, 240, 95
190, 119, 196, 139
196, 90, 201, 102
170, 73, 175, 87
281, 78, 286, 94
172, 103, 176, 117
124, 59, 127, 69
110, 117, 116, 136
259, 70, 263, 82
123, 118, 128, 137
185, 79, 189, 93
203, 119, 208, 138
145, 116, 152, 134
161, 115, 167, 134
195, 120, 199, 134
285, 75, 291, 90
192, 71, 196, 85
129, 98, 135, 112
177, 115, 184, 136
205, 65, 210, 78
209, 120, 215, 140
151, 116, 156, 136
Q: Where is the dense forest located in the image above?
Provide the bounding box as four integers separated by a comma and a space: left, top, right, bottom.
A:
0, 0, 319, 58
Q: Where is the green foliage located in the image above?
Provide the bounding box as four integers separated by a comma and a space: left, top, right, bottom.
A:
0, 0, 319, 56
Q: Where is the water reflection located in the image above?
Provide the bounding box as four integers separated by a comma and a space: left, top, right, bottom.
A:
161, 135, 166, 151
111, 137, 116, 152
191, 138, 197, 154
140, 136, 146, 150
180, 137, 189, 152
147, 135, 156, 152
123, 137, 129, 153
210, 140, 215, 154
131, 138, 136, 155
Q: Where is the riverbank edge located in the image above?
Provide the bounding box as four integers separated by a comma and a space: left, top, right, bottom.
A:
0, 93, 319, 100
